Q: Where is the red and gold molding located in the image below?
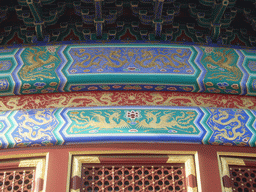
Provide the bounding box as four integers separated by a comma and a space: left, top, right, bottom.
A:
0, 91, 255, 111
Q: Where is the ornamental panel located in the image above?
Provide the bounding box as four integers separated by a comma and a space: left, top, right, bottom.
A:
0, 169, 35, 192
0, 105, 255, 148
218, 153, 256, 192
0, 43, 255, 96
81, 164, 186, 192
229, 165, 256, 192
0, 154, 47, 192
0, 91, 255, 112
70, 154, 198, 192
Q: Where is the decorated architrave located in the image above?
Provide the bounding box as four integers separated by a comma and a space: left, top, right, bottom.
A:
0, 42, 253, 148
0, 43, 255, 96
0, 0, 255, 149
0, 99, 255, 148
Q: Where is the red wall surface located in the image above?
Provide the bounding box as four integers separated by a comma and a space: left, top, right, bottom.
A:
1, 143, 256, 192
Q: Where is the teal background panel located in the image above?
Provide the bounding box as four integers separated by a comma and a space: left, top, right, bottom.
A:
0, 105, 250, 148
0, 43, 253, 96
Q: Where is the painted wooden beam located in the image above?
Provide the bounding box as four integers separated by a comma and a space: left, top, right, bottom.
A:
0, 43, 255, 96
0, 91, 255, 111
0, 105, 254, 148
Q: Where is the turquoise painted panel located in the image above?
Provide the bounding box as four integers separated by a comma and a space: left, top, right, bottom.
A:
0, 106, 253, 148
64, 108, 201, 135
0, 43, 255, 96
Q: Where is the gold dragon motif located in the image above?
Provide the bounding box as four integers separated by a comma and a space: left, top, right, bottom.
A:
211, 109, 247, 141
0, 97, 28, 111
204, 49, 241, 81
17, 109, 56, 141
20, 48, 58, 81
0, 92, 255, 112
135, 50, 189, 69
136, 110, 197, 133
237, 97, 255, 109
69, 110, 131, 133
146, 92, 217, 107
73, 50, 128, 70
146, 93, 256, 110
44, 92, 122, 108
73, 48, 189, 70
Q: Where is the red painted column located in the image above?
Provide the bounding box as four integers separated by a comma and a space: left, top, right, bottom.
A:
45, 149, 70, 192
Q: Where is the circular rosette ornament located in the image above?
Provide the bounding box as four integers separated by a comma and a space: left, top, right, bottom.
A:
125, 110, 140, 125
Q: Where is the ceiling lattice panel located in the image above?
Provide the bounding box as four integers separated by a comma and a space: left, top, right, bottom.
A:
0, 0, 255, 47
